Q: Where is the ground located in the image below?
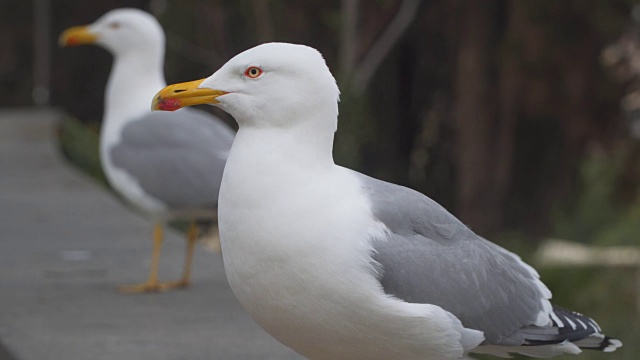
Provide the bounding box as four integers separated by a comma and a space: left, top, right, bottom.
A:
0, 108, 301, 360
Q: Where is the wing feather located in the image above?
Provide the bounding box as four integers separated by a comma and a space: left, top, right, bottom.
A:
356, 172, 551, 345
110, 108, 234, 210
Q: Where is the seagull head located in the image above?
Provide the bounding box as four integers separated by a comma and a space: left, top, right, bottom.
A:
59, 8, 164, 59
152, 42, 340, 130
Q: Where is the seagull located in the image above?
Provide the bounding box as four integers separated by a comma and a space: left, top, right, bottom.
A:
59, 8, 235, 293
151, 42, 621, 358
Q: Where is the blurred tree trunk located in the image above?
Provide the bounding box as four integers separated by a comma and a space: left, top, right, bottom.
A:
334, 0, 422, 169
251, 0, 274, 43
349, 0, 421, 94
452, 0, 503, 233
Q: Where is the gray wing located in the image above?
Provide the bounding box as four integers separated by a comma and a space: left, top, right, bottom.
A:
356, 171, 551, 346
110, 108, 235, 210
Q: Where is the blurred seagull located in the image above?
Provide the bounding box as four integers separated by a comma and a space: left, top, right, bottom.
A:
60, 8, 234, 293
152, 43, 621, 358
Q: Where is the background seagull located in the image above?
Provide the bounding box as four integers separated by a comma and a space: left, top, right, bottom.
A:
60, 8, 234, 293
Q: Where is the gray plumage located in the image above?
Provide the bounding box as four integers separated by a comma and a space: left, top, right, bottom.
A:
356, 172, 572, 347
111, 108, 234, 211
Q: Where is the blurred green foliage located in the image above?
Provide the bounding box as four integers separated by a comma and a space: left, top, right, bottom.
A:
553, 149, 626, 245
58, 116, 107, 186
540, 146, 640, 359
599, 202, 640, 246
553, 144, 640, 247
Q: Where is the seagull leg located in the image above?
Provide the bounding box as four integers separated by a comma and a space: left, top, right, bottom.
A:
118, 222, 197, 293
176, 221, 198, 287
145, 221, 197, 290
118, 223, 169, 293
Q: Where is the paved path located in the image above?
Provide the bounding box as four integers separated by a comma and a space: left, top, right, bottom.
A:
0, 108, 302, 360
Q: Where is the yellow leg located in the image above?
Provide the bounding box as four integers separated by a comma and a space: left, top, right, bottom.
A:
118, 222, 194, 294
149, 223, 163, 284
177, 222, 198, 286
119, 223, 166, 293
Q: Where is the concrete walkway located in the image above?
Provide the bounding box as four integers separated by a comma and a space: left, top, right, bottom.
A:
0, 108, 301, 360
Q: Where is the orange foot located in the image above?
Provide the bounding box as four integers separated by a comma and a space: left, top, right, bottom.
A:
118, 279, 190, 294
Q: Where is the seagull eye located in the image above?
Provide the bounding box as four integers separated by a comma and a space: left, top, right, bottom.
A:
109, 22, 120, 29
244, 66, 263, 79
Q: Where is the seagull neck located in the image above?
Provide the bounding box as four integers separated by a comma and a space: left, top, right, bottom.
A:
231, 98, 339, 169
235, 123, 336, 171
101, 53, 165, 147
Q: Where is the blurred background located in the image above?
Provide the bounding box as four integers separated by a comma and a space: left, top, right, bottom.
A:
2, 0, 640, 359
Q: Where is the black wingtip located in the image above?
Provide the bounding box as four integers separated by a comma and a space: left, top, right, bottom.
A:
522, 305, 621, 352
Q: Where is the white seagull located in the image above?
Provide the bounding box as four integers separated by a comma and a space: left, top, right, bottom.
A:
59, 8, 235, 293
152, 43, 621, 359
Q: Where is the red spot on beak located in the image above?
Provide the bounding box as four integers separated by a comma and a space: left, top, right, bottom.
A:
157, 98, 182, 112
65, 36, 79, 46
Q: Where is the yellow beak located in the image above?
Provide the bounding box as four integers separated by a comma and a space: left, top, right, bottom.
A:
151, 78, 228, 111
59, 25, 98, 47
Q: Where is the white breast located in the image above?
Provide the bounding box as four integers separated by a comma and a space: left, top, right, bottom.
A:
98, 51, 169, 218
218, 135, 470, 359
